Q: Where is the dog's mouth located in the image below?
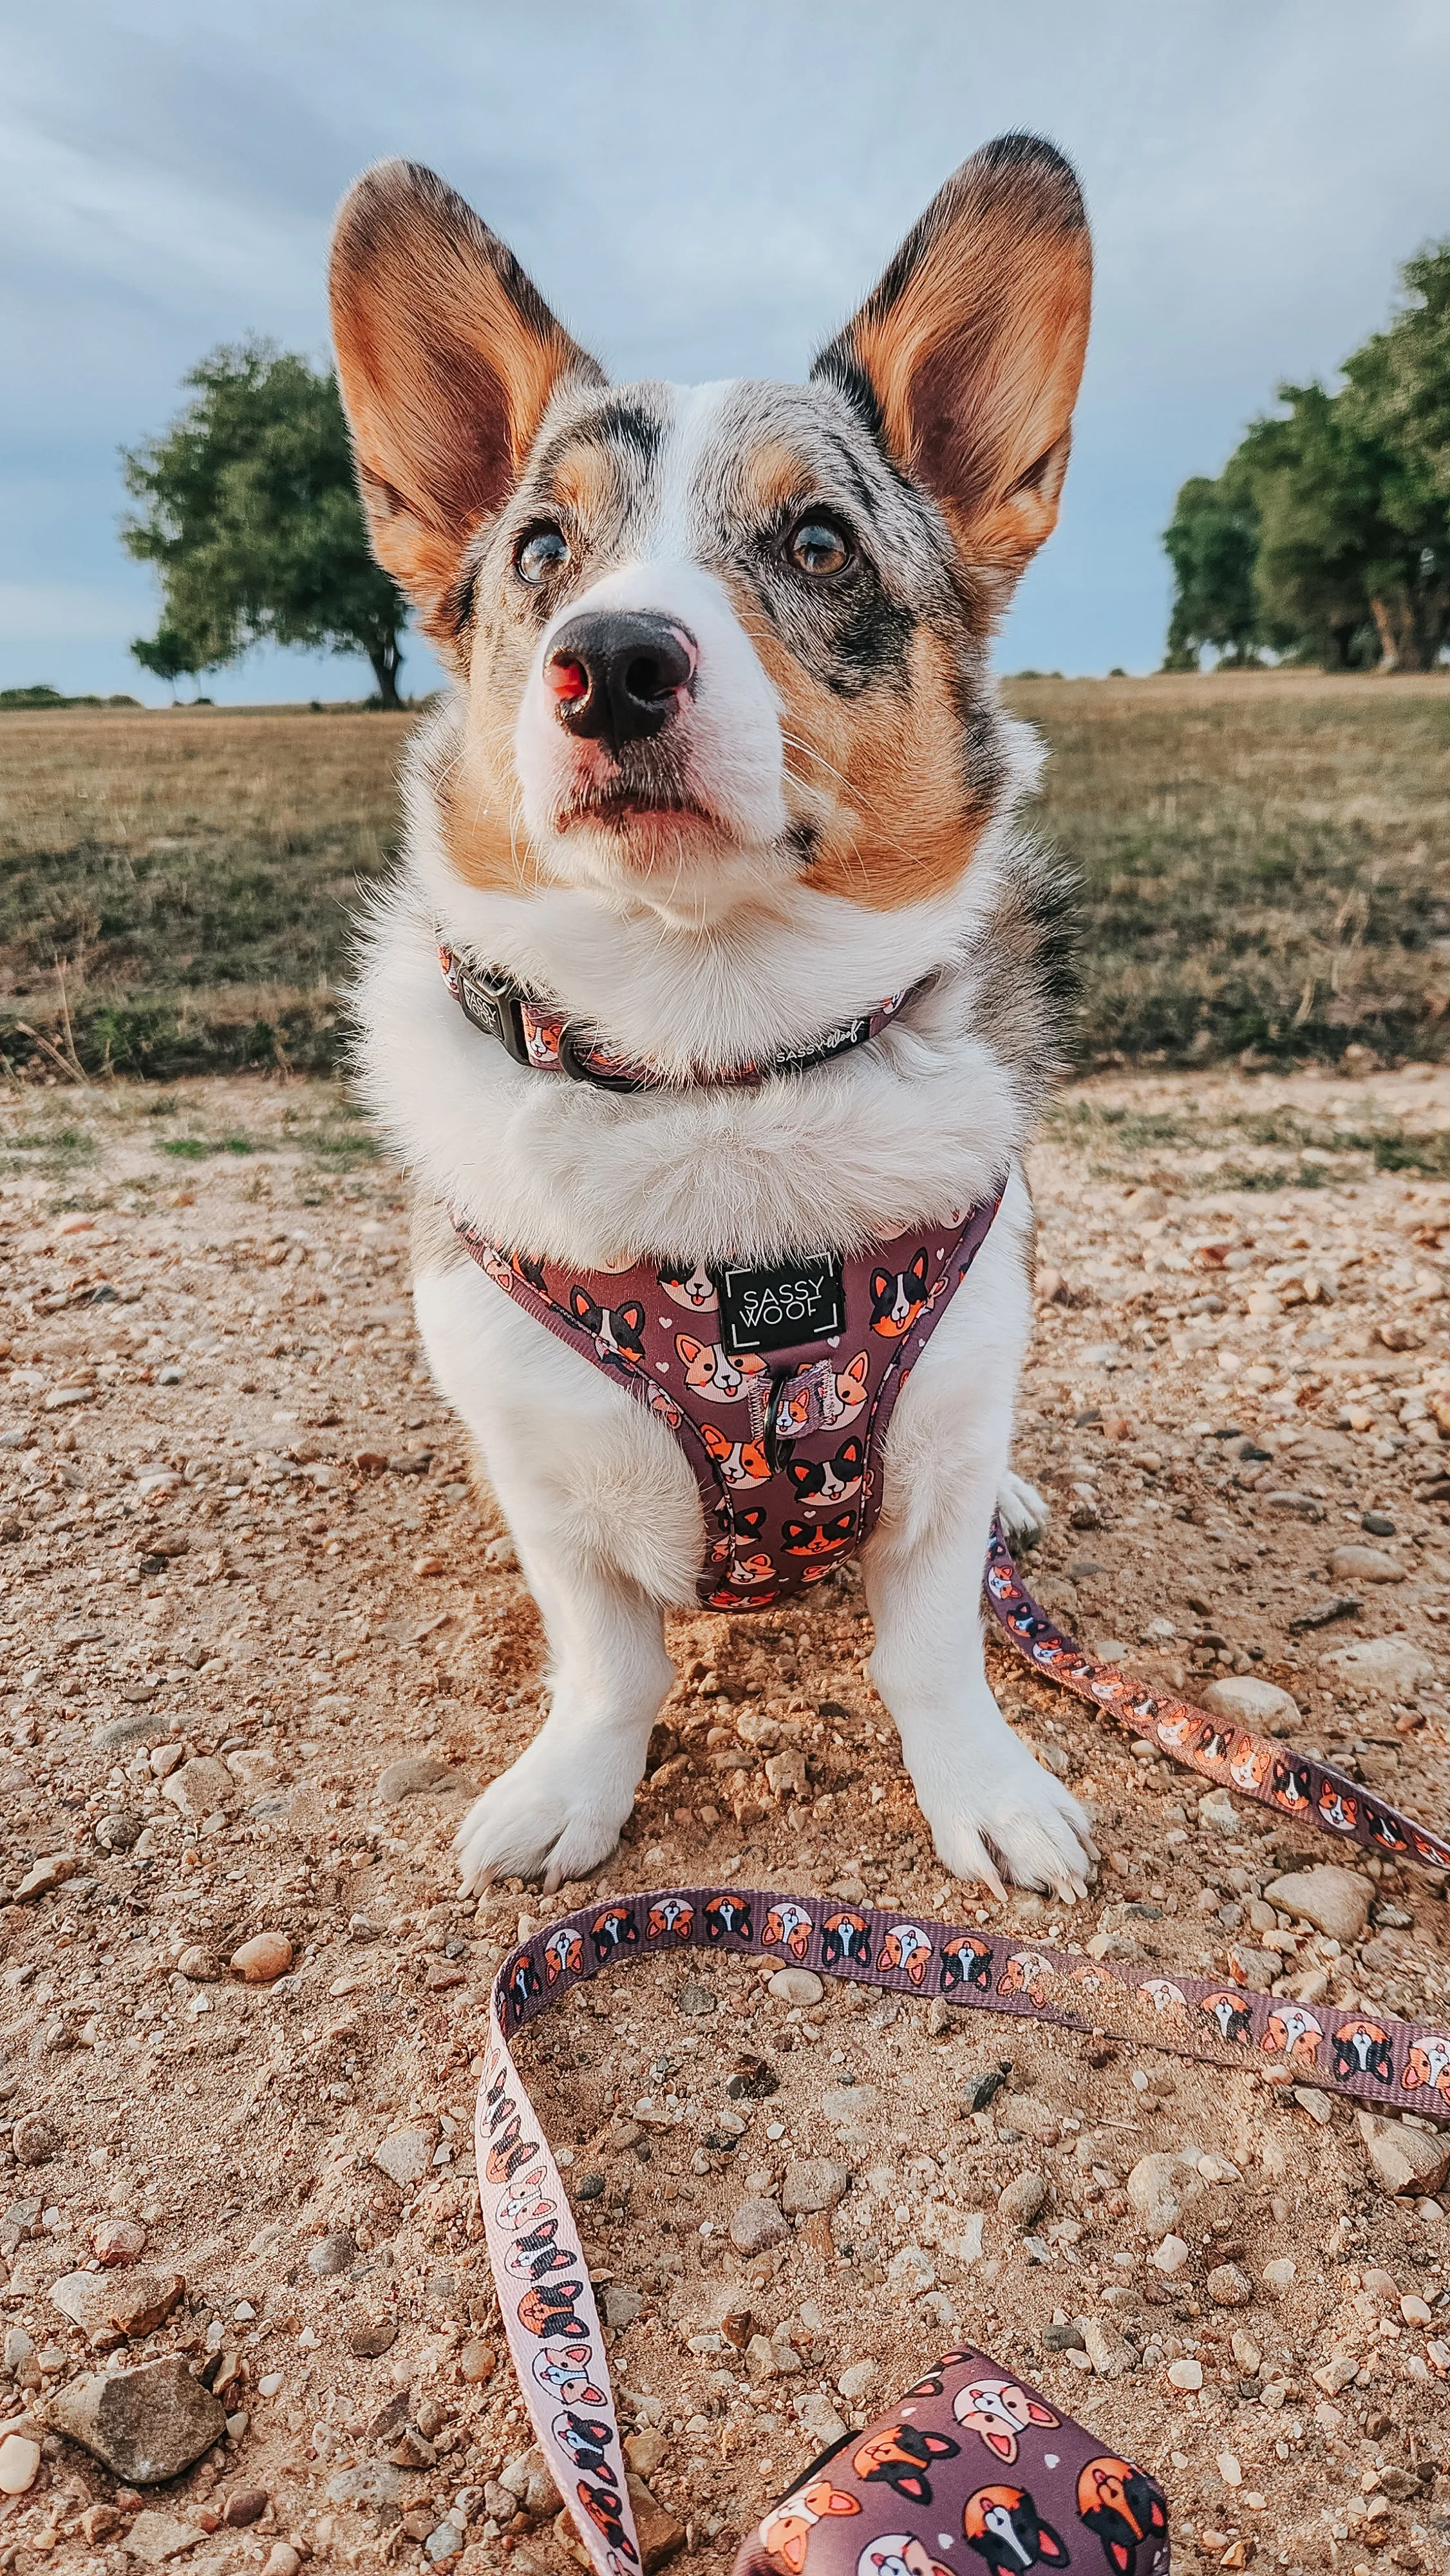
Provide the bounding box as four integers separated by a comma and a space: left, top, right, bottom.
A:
552, 762, 728, 853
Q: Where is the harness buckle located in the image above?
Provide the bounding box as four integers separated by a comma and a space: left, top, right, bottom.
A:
457, 964, 532, 1066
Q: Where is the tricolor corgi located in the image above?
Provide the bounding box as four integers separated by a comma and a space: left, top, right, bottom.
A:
333, 133, 1095, 1900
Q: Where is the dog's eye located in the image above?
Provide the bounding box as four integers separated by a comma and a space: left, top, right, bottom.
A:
787, 515, 852, 578
516, 525, 570, 586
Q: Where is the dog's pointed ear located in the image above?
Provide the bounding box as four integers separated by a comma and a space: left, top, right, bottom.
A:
330, 158, 604, 644
812, 134, 1090, 601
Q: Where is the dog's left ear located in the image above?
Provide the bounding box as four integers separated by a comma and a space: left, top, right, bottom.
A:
813, 133, 1091, 601
330, 158, 604, 646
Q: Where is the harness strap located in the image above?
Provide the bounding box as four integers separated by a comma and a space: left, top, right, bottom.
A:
438, 941, 932, 1093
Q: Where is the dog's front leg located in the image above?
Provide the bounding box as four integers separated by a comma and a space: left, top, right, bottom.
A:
415, 1253, 695, 1893
861, 1184, 1095, 1902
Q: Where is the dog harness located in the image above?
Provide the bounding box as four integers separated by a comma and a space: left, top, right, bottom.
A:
454, 1198, 1001, 1610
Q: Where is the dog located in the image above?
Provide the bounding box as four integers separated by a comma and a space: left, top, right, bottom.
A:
330, 131, 1095, 1901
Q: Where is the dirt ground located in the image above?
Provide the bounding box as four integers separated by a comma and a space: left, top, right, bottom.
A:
2, 1061, 1450, 2576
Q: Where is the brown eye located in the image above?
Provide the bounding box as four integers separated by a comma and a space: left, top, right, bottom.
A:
516, 525, 569, 586
787, 515, 851, 578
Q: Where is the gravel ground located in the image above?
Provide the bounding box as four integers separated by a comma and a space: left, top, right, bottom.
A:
2, 1063, 1449, 2575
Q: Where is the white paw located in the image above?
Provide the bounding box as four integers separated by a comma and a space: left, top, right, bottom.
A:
455, 1732, 637, 1895
996, 1468, 1048, 1548
911, 1729, 1095, 1904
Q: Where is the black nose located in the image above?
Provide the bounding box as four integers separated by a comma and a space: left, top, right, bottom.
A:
546, 611, 696, 749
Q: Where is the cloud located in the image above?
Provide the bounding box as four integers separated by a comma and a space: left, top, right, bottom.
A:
5, 0, 1450, 691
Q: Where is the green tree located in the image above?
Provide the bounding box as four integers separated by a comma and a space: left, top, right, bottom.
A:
1161, 466, 1263, 668
1340, 244, 1450, 669
122, 340, 407, 706
1238, 384, 1389, 669
129, 621, 205, 702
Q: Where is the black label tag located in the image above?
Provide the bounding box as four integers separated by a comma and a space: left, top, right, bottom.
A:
717, 1255, 845, 1354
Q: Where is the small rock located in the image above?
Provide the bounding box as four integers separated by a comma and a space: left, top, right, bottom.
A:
52, 2268, 184, 2347
160, 1756, 234, 1819
961, 2063, 1012, 2113
1329, 1546, 1404, 1584
1200, 1676, 1300, 1732
15, 1853, 75, 1902
1323, 1635, 1435, 1699
820, 2083, 880, 2130
1357, 2112, 1450, 2197
307, 2231, 356, 2276
424, 2520, 465, 2564
1082, 2316, 1129, 2378
745, 2333, 778, 2380
677, 1983, 715, 2016
50, 2354, 227, 2483
95, 1810, 144, 1852
223, 2488, 269, 2528
261, 2550, 301, 2576
11, 2114, 60, 2166
501, 2444, 561, 2518
1127, 2152, 1205, 2239
767, 1967, 824, 2005
0, 2434, 39, 2496
764, 1749, 809, 1799
93, 2218, 147, 2266
793, 2391, 847, 2448
836, 2358, 878, 2402
1262, 2258, 1297, 2293
347, 2316, 399, 2358
1207, 2264, 1253, 2307
625, 2470, 686, 2573
120, 2508, 200, 2564
1167, 2358, 1203, 2391
1197, 1790, 1239, 1833
460, 2338, 496, 2385
729, 2198, 787, 2255
328, 2460, 410, 2506
601, 2285, 642, 2331
626, 2428, 671, 2479
377, 1755, 455, 1804
1001, 2094, 1061, 2145
780, 2159, 849, 2216
997, 2170, 1048, 2228
373, 2126, 435, 2188
887, 2245, 937, 2297
1362, 1511, 1397, 1538
174, 1944, 218, 1982
229, 1932, 293, 1984
1151, 2233, 1191, 2275
1292, 2085, 1333, 2125
1264, 1866, 1371, 1944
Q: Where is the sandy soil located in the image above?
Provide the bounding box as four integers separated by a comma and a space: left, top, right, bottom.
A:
2, 1063, 1449, 2575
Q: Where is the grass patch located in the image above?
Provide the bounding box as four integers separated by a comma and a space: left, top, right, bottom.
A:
158, 1133, 256, 1159
3, 678, 1448, 1075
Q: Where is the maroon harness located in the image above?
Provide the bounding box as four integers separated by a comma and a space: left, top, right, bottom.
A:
444, 941, 1001, 1609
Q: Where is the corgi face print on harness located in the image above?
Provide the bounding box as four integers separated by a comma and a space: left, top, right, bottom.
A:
330, 144, 1091, 927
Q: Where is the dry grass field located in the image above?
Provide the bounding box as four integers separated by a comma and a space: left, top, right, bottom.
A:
1, 673, 1448, 1081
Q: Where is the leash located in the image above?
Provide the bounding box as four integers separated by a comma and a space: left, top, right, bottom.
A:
474, 1535, 1446, 2574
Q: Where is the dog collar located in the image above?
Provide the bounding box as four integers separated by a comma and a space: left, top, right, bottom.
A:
438, 940, 928, 1093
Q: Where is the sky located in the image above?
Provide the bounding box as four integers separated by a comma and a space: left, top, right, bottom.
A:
5, 1, 1450, 705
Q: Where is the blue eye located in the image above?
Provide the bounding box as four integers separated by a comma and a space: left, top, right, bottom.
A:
516, 526, 570, 585
788, 516, 852, 577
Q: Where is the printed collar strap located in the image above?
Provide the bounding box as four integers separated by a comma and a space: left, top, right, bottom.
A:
438, 940, 930, 1093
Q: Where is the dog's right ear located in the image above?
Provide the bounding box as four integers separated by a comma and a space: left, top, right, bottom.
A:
330, 160, 603, 645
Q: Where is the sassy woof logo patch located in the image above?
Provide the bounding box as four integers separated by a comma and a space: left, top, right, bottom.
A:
718, 1255, 845, 1354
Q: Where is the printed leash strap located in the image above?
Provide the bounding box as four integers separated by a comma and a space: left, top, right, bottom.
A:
478, 1889, 1172, 2576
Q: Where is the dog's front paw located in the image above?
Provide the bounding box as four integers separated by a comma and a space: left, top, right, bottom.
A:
996, 1467, 1048, 1548
916, 1732, 1095, 1904
455, 1736, 636, 1895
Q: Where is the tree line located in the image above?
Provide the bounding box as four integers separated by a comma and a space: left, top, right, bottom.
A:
1164, 241, 1450, 672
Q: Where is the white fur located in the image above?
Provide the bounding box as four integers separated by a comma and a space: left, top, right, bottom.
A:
357, 412, 1091, 1902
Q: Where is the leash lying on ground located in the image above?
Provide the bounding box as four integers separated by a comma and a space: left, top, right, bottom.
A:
475, 1534, 1447, 2574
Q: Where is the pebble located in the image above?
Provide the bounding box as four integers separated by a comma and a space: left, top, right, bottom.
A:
601, 2285, 642, 2330
887, 2246, 937, 2297
1082, 2317, 1129, 2378
961, 2063, 1012, 2113
1262, 2258, 1296, 2293
1126, 2152, 1204, 2238
261, 2550, 302, 2576
1264, 1865, 1371, 1944
15, 1854, 75, 1902
1323, 1634, 1435, 1698
11, 2114, 60, 2166
229, 1931, 293, 1984
92, 2218, 147, 2266
729, 2197, 787, 2255
997, 2170, 1048, 2228
51, 2268, 185, 2347
1001, 2094, 1061, 2145
50, 2354, 227, 2482
459, 2338, 496, 2385
377, 1754, 457, 1803
767, 1967, 824, 2005
174, 1945, 218, 1982
373, 2126, 435, 2188
793, 2391, 847, 2447
1328, 1546, 1405, 1584
1207, 2264, 1253, 2307
328, 2460, 409, 2506
122, 2509, 198, 2564
780, 2158, 849, 2215
1362, 1511, 1397, 1538
677, 1982, 715, 2016
307, 2230, 356, 2276
347, 2316, 399, 2358
0, 2435, 39, 2496
1196, 1790, 1239, 1833
223, 2488, 270, 2527
160, 1755, 234, 1818
1200, 1675, 1299, 1731
1151, 2235, 1190, 2275
837, 2358, 878, 2402
1167, 2358, 1203, 2391
1357, 2112, 1450, 2197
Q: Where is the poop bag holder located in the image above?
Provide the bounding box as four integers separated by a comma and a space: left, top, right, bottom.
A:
476, 1889, 1170, 2576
